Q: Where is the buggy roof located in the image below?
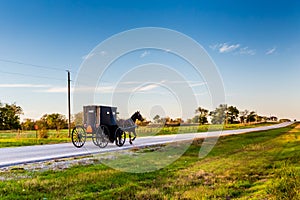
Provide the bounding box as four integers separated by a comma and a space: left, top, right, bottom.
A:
83, 105, 117, 126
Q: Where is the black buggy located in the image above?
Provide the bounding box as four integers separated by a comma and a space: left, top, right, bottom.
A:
71, 105, 126, 148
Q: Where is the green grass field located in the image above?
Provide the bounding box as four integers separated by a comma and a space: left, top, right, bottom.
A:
136, 122, 278, 136
0, 122, 277, 148
0, 129, 70, 147
0, 123, 299, 199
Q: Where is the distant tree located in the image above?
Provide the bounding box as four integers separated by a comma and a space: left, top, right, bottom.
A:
279, 119, 291, 123
21, 118, 35, 130
191, 115, 199, 123
246, 111, 256, 123
175, 118, 184, 124
227, 106, 239, 124
159, 117, 168, 125
186, 118, 192, 124
164, 117, 181, 127
195, 107, 209, 125
38, 113, 68, 132
270, 116, 278, 122
153, 115, 161, 123
163, 117, 170, 124
262, 116, 268, 122
73, 112, 83, 125
0, 102, 23, 130
210, 104, 227, 124
136, 119, 150, 126
46, 113, 68, 131
35, 116, 48, 138
239, 110, 249, 124
256, 115, 264, 122
36, 117, 47, 130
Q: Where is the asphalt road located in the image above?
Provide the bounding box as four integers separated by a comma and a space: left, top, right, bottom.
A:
0, 122, 293, 167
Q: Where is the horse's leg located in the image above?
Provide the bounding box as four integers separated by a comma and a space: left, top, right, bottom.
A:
132, 129, 136, 141
129, 132, 132, 145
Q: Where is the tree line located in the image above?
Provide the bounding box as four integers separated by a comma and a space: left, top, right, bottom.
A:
21, 113, 68, 138
0, 101, 283, 131
0, 102, 23, 130
0, 101, 68, 131
152, 104, 280, 126
22, 113, 68, 131
188, 104, 279, 125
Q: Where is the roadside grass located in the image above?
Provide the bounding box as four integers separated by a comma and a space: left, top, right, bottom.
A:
135, 122, 278, 136
0, 129, 70, 147
0, 123, 299, 199
0, 122, 277, 148
0, 138, 70, 148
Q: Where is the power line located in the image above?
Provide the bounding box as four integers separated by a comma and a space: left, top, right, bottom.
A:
0, 69, 66, 82
0, 58, 111, 84
0, 58, 70, 72
0, 69, 95, 84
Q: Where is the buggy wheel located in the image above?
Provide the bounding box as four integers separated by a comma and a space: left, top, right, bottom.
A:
71, 126, 86, 148
91, 127, 102, 146
92, 131, 98, 146
115, 128, 126, 147
95, 125, 109, 148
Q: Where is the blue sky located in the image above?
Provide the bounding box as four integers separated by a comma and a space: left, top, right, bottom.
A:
0, 0, 299, 121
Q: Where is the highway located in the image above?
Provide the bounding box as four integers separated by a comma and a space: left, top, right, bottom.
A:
0, 122, 293, 167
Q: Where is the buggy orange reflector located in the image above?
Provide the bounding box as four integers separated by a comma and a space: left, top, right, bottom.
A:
86, 125, 93, 133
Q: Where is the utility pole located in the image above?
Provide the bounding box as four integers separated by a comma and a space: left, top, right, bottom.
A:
67, 70, 71, 137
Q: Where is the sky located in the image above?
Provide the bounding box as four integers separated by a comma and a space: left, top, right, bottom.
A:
0, 0, 299, 121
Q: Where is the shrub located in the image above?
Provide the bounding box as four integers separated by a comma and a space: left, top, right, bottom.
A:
38, 128, 49, 139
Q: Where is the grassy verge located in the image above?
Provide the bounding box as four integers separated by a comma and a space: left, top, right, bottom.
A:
0, 122, 277, 148
0, 129, 70, 147
0, 123, 299, 199
135, 122, 278, 136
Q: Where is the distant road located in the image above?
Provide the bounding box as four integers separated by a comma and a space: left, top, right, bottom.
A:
0, 122, 293, 167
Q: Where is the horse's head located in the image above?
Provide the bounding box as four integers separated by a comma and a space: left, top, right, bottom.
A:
131, 111, 144, 122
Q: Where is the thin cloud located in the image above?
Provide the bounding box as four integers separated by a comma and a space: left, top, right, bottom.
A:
210, 43, 255, 55
210, 43, 240, 53
266, 47, 276, 55
118, 80, 207, 88
164, 48, 171, 53
40, 84, 153, 94
117, 81, 143, 85
219, 43, 240, 53
140, 51, 150, 58
40, 81, 206, 94
82, 51, 107, 60
137, 84, 159, 91
189, 82, 207, 87
0, 84, 50, 88
42, 87, 68, 93
238, 47, 256, 55
41, 85, 116, 93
